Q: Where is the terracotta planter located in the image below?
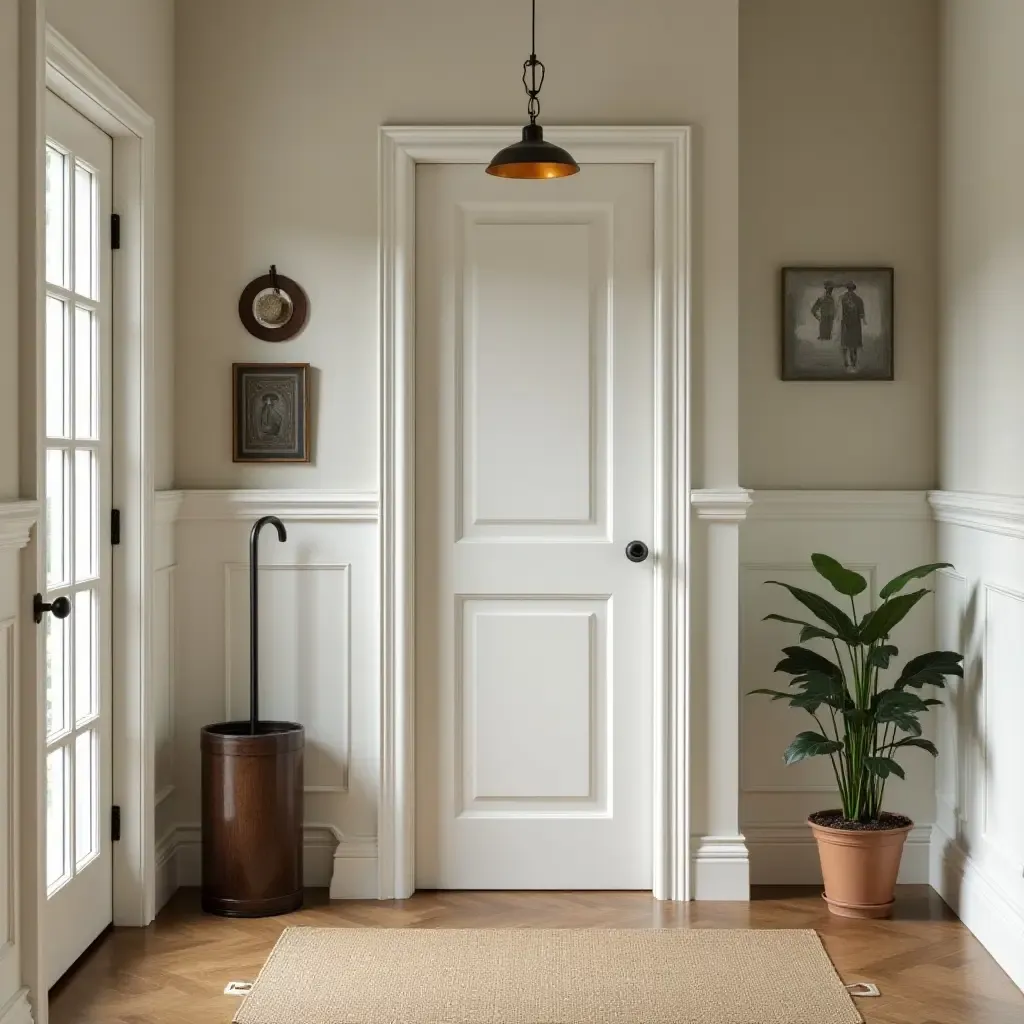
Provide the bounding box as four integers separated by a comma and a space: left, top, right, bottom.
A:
809, 817, 912, 919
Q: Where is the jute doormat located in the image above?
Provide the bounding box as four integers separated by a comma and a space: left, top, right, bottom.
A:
234, 927, 862, 1024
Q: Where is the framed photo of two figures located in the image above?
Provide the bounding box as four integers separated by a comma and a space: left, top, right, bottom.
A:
780, 266, 894, 381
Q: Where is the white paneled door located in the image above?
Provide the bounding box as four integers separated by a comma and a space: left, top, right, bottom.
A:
415, 164, 655, 889
43, 92, 113, 986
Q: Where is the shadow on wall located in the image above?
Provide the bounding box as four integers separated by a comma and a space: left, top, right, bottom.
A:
936, 580, 988, 908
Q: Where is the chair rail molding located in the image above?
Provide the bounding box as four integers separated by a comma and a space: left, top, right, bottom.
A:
176, 490, 380, 522
0, 503, 40, 551
690, 488, 753, 521
750, 490, 930, 521
929, 489, 1024, 539
155, 490, 184, 525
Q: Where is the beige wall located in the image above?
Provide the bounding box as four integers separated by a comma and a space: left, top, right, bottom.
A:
739, 0, 938, 489
174, 0, 740, 489
46, 0, 176, 488
0, 1, 19, 499
940, 0, 1024, 495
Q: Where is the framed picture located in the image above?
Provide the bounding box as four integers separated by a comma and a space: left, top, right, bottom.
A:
780, 267, 894, 381
232, 362, 310, 463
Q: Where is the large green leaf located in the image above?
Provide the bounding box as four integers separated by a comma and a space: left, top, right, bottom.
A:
866, 644, 899, 670
783, 731, 844, 765
879, 562, 953, 600
763, 613, 837, 643
874, 690, 930, 717
811, 553, 867, 597
888, 736, 939, 757
789, 672, 849, 713
865, 756, 906, 780
895, 650, 964, 689
766, 582, 859, 643
748, 688, 794, 701
859, 589, 929, 644
774, 646, 843, 681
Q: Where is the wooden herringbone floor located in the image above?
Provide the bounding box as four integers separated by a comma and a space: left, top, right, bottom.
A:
49, 886, 1023, 1024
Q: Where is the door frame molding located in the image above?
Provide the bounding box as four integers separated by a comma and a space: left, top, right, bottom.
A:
378, 125, 692, 900
30, 25, 157, 961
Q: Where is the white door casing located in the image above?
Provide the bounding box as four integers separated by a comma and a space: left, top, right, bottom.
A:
415, 164, 655, 889
42, 91, 113, 986
379, 127, 691, 900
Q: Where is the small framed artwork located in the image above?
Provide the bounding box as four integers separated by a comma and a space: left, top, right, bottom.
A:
232, 363, 310, 463
780, 266, 894, 381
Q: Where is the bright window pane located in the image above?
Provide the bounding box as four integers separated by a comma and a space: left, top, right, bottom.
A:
74, 589, 96, 724
45, 146, 67, 288
74, 306, 98, 439
46, 747, 70, 891
75, 730, 97, 867
74, 163, 96, 299
74, 449, 98, 581
45, 449, 70, 588
46, 296, 70, 439
45, 607, 70, 739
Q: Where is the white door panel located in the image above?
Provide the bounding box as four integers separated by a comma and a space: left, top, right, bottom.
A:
416, 164, 654, 890
43, 91, 113, 986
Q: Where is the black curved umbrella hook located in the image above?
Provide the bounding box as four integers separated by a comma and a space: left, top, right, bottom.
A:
249, 515, 287, 734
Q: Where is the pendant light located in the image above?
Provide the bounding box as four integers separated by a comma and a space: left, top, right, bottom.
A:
486, 0, 579, 179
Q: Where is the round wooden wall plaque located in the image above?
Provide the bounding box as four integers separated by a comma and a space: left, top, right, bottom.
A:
238, 267, 309, 342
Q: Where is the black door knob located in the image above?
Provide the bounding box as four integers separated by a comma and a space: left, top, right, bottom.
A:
625, 540, 649, 563
34, 593, 71, 624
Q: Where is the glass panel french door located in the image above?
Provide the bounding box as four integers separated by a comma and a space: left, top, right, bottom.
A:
43, 91, 113, 988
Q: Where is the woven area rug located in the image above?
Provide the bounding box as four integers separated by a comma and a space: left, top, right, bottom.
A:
234, 927, 862, 1024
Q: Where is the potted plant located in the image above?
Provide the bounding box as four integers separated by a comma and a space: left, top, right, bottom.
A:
751, 554, 963, 919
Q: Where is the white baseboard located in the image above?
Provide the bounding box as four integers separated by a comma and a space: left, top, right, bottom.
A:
692, 835, 750, 900
330, 836, 379, 899
165, 824, 378, 899
745, 823, 932, 885
930, 824, 1024, 993
0, 989, 33, 1024
155, 829, 179, 913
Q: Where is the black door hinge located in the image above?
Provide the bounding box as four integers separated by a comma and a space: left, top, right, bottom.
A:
111, 508, 121, 546
111, 805, 121, 842
111, 213, 121, 250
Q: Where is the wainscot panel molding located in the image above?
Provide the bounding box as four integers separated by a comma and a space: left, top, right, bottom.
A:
0, 502, 40, 550
169, 824, 378, 899
931, 823, 1024, 993
931, 509, 1024, 992
740, 490, 935, 887
172, 498, 379, 903
0, 990, 33, 1024
749, 490, 931, 522
177, 489, 380, 522
929, 489, 1024, 539
747, 823, 931, 886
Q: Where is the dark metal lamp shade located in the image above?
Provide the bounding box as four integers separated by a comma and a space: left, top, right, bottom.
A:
486, 123, 579, 179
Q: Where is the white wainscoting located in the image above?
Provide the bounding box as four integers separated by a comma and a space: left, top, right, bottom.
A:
0, 502, 39, 1024
929, 491, 1024, 992
163, 490, 380, 901
153, 491, 181, 911
741, 491, 936, 885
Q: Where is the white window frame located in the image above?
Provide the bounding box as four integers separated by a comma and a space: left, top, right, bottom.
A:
377, 126, 692, 901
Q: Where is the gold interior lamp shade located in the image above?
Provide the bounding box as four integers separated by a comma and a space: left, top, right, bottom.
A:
486, 123, 579, 179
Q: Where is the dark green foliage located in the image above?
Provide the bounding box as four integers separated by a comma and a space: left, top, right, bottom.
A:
753, 556, 964, 823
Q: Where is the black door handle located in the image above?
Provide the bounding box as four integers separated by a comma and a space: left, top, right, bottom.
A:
34, 594, 71, 624
625, 540, 649, 563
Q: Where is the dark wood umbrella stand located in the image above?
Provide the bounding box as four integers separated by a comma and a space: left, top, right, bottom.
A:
201, 516, 305, 917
